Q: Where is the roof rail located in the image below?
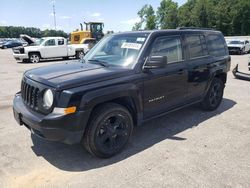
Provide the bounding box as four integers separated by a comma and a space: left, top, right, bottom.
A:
176, 27, 215, 31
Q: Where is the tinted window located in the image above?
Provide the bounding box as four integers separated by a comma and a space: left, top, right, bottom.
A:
58, 39, 64, 45
45, 39, 55, 46
83, 39, 96, 44
186, 35, 208, 58
74, 35, 80, 42
150, 36, 183, 63
207, 34, 227, 56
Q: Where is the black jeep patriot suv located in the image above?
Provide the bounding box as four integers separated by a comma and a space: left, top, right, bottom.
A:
13, 28, 231, 158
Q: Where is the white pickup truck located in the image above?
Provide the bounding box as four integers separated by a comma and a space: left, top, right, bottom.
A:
13, 36, 89, 63
227, 39, 250, 55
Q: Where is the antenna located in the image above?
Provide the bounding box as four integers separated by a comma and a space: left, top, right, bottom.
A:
52, 0, 57, 30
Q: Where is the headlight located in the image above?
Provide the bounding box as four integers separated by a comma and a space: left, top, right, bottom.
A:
43, 89, 53, 109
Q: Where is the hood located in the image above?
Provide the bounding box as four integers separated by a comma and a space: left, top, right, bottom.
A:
20, 34, 35, 45
23, 45, 41, 51
227, 44, 244, 48
25, 61, 133, 90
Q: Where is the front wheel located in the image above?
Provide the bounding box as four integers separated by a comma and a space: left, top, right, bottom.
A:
82, 103, 133, 158
29, 53, 40, 63
201, 78, 224, 111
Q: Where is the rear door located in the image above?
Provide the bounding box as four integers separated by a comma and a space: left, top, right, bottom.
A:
56, 38, 68, 57
143, 35, 188, 119
185, 34, 212, 101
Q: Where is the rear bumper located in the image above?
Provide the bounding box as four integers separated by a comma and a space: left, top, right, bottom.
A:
13, 93, 90, 144
13, 53, 29, 60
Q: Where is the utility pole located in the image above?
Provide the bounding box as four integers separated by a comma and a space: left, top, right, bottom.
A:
52, 0, 56, 30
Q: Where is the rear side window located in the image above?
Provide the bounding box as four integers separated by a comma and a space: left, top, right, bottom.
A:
150, 36, 183, 63
186, 35, 208, 59
207, 34, 227, 57
58, 39, 64, 45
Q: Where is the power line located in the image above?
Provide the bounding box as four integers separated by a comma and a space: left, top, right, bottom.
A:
52, 0, 56, 30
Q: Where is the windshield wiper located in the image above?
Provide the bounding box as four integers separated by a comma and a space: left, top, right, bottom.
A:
88, 59, 109, 67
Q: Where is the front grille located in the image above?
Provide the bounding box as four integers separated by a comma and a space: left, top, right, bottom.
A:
228, 47, 240, 51
13, 47, 24, 54
21, 80, 40, 110
13, 49, 20, 54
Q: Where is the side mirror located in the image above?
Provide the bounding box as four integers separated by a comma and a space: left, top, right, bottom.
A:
143, 56, 167, 69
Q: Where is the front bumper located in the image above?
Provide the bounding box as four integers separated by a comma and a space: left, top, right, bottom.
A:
228, 48, 242, 54
13, 53, 29, 60
13, 93, 90, 144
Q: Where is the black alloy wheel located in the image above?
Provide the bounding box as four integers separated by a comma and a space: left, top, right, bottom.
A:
201, 78, 224, 111
83, 103, 133, 158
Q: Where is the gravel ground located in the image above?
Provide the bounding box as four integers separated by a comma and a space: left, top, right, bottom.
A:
0, 49, 249, 188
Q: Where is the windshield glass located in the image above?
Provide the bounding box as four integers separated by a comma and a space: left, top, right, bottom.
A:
84, 34, 148, 67
228, 40, 244, 45
33, 38, 45, 46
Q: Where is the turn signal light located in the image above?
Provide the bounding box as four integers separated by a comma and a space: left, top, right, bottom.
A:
64, 106, 76, 115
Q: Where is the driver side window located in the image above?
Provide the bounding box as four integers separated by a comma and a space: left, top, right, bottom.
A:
45, 39, 56, 46
150, 36, 183, 64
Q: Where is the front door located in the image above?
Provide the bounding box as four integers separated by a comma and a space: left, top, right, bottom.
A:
143, 35, 188, 119
40, 39, 60, 58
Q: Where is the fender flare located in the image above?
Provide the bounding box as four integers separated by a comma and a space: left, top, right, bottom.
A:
75, 48, 86, 54
205, 68, 227, 94
28, 51, 41, 58
79, 83, 143, 115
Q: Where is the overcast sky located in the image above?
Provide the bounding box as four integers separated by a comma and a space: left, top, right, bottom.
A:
0, 0, 186, 32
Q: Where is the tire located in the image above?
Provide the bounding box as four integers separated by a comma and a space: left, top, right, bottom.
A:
201, 78, 224, 111
240, 48, 245, 55
82, 103, 133, 158
76, 51, 85, 59
22, 59, 28, 63
29, 53, 40, 63
3, 46, 7, 49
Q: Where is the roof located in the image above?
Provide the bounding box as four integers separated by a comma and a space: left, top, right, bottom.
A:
112, 29, 221, 37
41, 37, 65, 39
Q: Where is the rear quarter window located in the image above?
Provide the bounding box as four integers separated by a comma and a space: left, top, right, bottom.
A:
207, 34, 227, 57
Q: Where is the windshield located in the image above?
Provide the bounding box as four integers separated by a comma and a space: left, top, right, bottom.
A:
228, 40, 244, 45
84, 34, 148, 67
32, 38, 45, 46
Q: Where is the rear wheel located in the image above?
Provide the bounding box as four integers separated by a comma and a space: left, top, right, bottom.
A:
29, 53, 40, 63
82, 103, 133, 158
76, 51, 84, 59
201, 78, 224, 111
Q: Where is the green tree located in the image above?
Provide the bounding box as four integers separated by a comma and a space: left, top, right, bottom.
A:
157, 0, 178, 29
232, 0, 250, 35
177, 0, 197, 27
133, 4, 157, 30
0, 26, 68, 38
213, 0, 237, 35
